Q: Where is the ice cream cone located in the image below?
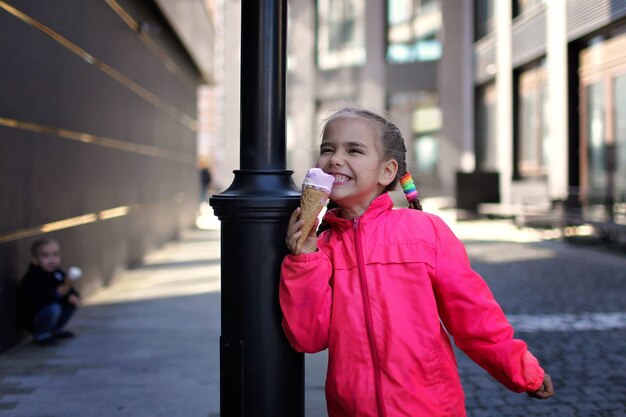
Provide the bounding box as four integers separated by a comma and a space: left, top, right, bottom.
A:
296, 186, 330, 252
295, 168, 334, 253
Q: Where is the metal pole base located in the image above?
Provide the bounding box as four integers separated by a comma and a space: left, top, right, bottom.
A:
210, 170, 304, 417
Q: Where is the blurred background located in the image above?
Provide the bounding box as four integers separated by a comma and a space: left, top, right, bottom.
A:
1, 0, 625, 353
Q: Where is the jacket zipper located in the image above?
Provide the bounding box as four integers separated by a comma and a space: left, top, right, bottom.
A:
354, 217, 386, 417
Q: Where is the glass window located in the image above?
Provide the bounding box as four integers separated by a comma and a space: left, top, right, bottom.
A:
579, 30, 626, 204
474, 0, 494, 40
317, 0, 366, 70
387, 0, 442, 63
412, 103, 440, 174
388, 91, 441, 175
516, 62, 548, 177
513, 0, 545, 17
413, 135, 438, 174
585, 82, 606, 198
475, 83, 497, 171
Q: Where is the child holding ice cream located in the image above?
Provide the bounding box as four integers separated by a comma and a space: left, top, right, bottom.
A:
280, 107, 553, 417
17, 238, 82, 346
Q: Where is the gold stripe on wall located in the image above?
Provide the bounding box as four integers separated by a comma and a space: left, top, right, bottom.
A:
104, 0, 200, 91
0, 1, 198, 132
0, 117, 196, 164
40, 214, 99, 233
104, 0, 140, 31
0, 196, 187, 245
98, 205, 131, 220
0, 214, 98, 244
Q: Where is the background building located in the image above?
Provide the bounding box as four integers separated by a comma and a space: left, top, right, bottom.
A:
285, 0, 474, 201
216, 0, 473, 201
215, 0, 625, 230
473, 0, 625, 232
0, 0, 216, 352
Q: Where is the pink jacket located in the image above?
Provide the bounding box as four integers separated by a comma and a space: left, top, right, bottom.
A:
280, 193, 544, 417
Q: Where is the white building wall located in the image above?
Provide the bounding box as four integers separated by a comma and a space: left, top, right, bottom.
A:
360, 0, 386, 114
438, 0, 474, 197
287, 0, 318, 185
219, 0, 241, 189
546, 0, 569, 200
495, 0, 514, 204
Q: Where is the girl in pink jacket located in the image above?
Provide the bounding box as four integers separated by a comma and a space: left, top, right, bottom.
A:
280, 107, 554, 417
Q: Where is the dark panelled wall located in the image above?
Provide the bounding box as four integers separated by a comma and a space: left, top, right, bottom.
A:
0, 0, 201, 352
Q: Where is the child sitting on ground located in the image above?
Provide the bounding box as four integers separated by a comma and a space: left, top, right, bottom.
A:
17, 237, 81, 346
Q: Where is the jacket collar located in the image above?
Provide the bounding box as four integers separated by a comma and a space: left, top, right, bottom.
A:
322, 193, 394, 232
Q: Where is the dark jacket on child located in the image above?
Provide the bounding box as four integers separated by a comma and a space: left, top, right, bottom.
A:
17, 264, 80, 330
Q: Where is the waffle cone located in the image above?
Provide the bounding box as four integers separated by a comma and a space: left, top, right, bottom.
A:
296, 186, 330, 252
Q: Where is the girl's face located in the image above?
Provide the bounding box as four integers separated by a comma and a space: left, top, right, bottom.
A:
316, 117, 397, 218
33, 242, 61, 273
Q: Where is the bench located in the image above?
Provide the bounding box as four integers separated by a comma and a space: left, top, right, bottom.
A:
477, 181, 562, 228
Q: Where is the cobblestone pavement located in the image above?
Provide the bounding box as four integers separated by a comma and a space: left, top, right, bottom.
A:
0, 215, 624, 417
457, 238, 626, 417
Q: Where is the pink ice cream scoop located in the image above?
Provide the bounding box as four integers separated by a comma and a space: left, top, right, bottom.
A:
302, 168, 335, 193
296, 168, 334, 252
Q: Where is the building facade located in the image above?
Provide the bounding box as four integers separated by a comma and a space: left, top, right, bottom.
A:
279, 0, 626, 229
285, 0, 474, 201
213, 0, 626, 232
474, 0, 626, 230
0, 0, 212, 352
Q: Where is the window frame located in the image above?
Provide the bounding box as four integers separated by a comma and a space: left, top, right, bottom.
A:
316, 0, 367, 70
385, 0, 443, 64
514, 60, 548, 179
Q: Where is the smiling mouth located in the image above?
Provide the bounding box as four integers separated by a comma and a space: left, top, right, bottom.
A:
333, 175, 352, 184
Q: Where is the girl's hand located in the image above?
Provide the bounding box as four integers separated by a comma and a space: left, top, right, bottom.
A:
286, 207, 318, 255
527, 373, 554, 399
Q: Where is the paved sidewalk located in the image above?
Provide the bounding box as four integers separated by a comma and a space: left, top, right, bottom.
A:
0, 228, 222, 417
0, 225, 329, 417
1, 207, 625, 416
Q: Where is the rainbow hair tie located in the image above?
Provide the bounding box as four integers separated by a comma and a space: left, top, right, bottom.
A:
400, 172, 418, 202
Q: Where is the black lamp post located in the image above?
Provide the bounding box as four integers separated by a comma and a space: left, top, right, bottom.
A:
209, 1, 304, 416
